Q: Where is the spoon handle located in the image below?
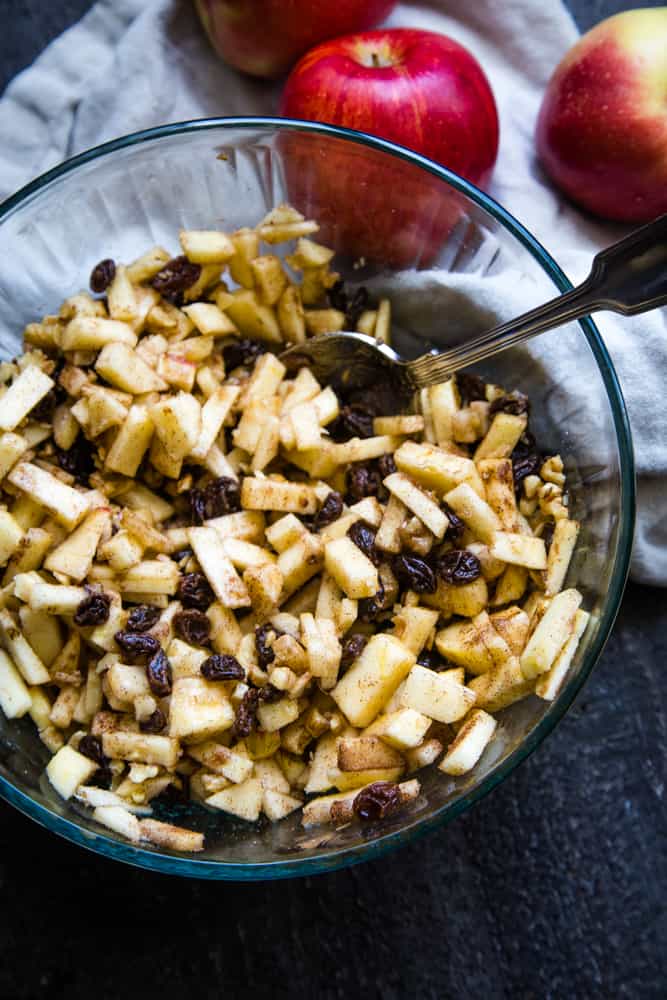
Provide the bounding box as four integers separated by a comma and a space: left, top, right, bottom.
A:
407, 213, 667, 388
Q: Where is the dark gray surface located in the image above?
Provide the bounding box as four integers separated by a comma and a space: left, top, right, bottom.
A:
0, 3, 665, 999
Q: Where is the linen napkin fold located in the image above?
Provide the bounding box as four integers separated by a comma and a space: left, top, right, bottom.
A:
0, 0, 664, 583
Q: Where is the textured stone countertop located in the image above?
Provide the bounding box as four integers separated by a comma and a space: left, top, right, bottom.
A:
0, 3, 665, 998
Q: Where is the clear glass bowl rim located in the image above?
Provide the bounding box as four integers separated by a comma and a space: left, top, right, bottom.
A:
0, 116, 635, 880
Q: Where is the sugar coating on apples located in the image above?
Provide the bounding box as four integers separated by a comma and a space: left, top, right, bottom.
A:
0, 205, 584, 852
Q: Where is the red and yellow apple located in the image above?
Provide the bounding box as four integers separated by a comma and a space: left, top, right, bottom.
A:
279, 28, 499, 267
194, 0, 397, 79
536, 8, 667, 223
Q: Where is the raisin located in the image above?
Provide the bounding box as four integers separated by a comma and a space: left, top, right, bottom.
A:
126, 604, 161, 633
201, 654, 245, 682
377, 453, 397, 480
146, 648, 172, 697
358, 581, 389, 623
255, 623, 281, 669
189, 476, 241, 524
30, 388, 58, 422
392, 554, 437, 594
346, 464, 381, 502
512, 453, 541, 493
56, 435, 95, 486
114, 631, 160, 661
341, 634, 368, 671
443, 503, 465, 544
90, 766, 113, 790
417, 647, 448, 670
437, 549, 482, 585
74, 588, 111, 627
89, 258, 116, 294
177, 572, 215, 610
489, 390, 530, 417
232, 688, 261, 739
353, 781, 403, 822
140, 708, 167, 734
150, 255, 201, 304
313, 491, 343, 531
348, 521, 380, 565
457, 372, 486, 405
78, 734, 106, 766
173, 609, 210, 646
222, 338, 267, 372
330, 404, 374, 441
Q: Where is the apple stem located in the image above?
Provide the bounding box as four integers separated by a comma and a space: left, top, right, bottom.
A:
371, 52, 380, 68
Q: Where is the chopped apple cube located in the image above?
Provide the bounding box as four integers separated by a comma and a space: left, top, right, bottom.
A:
439, 709, 497, 775
46, 745, 98, 800
520, 588, 582, 678
324, 536, 378, 600
331, 634, 415, 727
401, 664, 476, 723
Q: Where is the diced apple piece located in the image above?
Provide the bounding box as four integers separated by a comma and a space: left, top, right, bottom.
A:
375, 494, 408, 554
95, 342, 167, 393
0, 648, 32, 718
188, 526, 250, 609
93, 805, 141, 843
478, 458, 518, 531
120, 560, 179, 596
8, 462, 89, 529
520, 588, 582, 679
401, 664, 476, 723
394, 440, 484, 497
139, 817, 204, 852
332, 766, 404, 792
180, 228, 234, 264
262, 789, 303, 821
367, 708, 431, 750
206, 777, 263, 821
405, 738, 443, 772
489, 607, 531, 656
390, 607, 439, 657
0, 607, 50, 684
489, 530, 547, 570
535, 609, 590, 700
324, 536, 378, 600
256, 697, 300, 732
337, 735, 404, 772
0, 510, 23, 566
277, 532, 324, 601
241, 477, 318, 515
225, 290, 282, 344
169, 677, 235, 740
331, 634, 415, 727
383, 472, 448, 539
0, 365, 54, 431
438, 709, 497, 775
544, 518, 579, 595
102, 731, 180, 768
46, 745, 98, 800
300, 613, 341, 688
444, 483, 501, 544
61, 316, 137, 351
468, 656, 533, 712
474, 412, 527, 460
44, 508, 110, 582
266, 514, 307, 553
424, 575, 489, 619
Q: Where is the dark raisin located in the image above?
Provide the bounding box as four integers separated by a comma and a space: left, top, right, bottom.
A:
201, 654, 245, 682
56, 435, 95, 486
78, 734, 106, 766
173, 610, 210, 646
347, 520, 380, 566
358, 581, 389, 623
222, 338, 267, 372
178, 572, 215, 610
417, 648, 448, 670
114, 631, 161, 660
377, 453, 397, 479
327, 279, 347, 313
346, 464, 381, 502
341, 634, 368, 671
353, 781, 404, 822
313, 491, 343, 531
232, 688, 261, 739
489, 390, 530, 417
126, 604, 161, 633
512, 430, 536, 459
443, 503, 466, 544
542, 522, 556, 552
146, 648, 172, 697
140, 708, 167, 733
89, 258, 116, 294
330, 404, 374, 441
255, 623, 281, 669
74, 588, 111, 627
259, 684, 281, 704
328, 280, 370, 328
30, 388, 58, 422
150, 255, 201, 304
392, 554, 437, 593
437, 549, 482, 585
189, 476, 241, 524
172, 547, 194, 563
512, 453, 541, 493
457, 372, 487, 405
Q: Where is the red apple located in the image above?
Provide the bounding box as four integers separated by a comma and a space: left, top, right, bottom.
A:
279, 28, 499, 267
536, 8, 667, 223
194, 0, 397, 79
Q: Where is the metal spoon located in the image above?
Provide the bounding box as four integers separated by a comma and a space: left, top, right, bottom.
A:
281, 213, 667, 407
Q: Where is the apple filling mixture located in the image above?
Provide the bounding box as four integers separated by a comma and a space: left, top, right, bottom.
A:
0, 205, 586, 853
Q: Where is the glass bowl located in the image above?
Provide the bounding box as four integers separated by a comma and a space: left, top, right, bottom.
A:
0, 118, 634, 879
